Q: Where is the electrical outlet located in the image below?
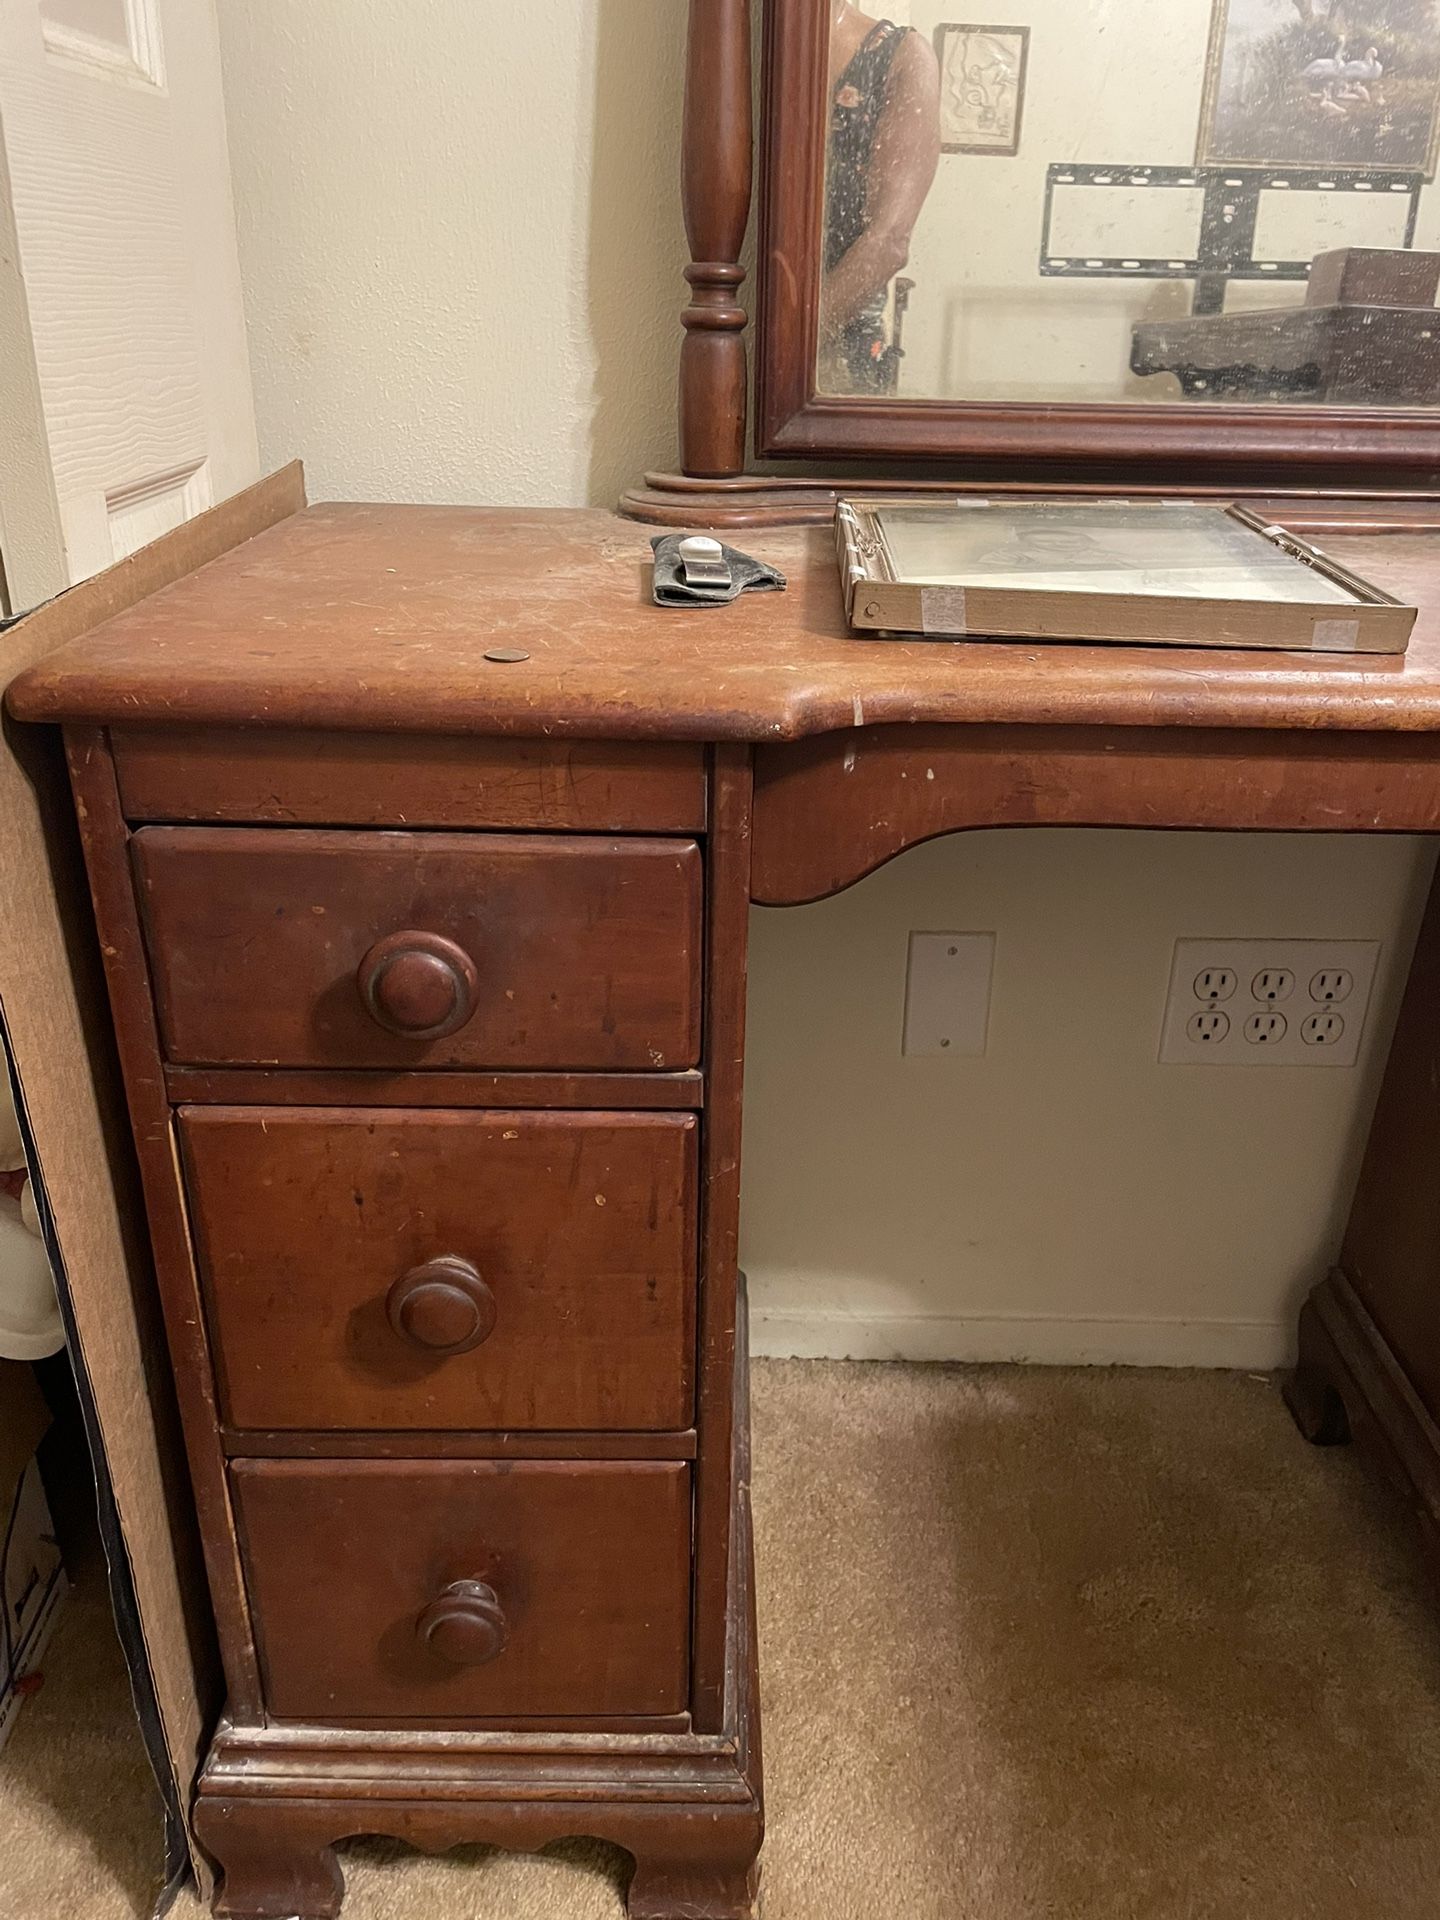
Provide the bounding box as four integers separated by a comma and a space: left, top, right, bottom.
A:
1251, 968, 1294, 1003
1193, 966, 1236, 1003
1243, 1010, 1288, 1046
1160, 939, 1381, 1068
1310, 969, 1354, 1003
1302, 1011, 1346, 1048
902, 932, 994, 1057
1187, 1010, 1229, 1044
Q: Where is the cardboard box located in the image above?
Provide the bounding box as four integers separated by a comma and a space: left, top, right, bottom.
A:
0, 464, 307, 1907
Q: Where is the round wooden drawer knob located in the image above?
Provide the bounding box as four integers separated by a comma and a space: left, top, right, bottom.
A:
386, 1256, 496, 1356
416, 1580, 508, 1667
357, 930, 478, 1040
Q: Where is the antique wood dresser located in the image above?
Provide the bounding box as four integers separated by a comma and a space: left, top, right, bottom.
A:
16, 483, 1440, 1918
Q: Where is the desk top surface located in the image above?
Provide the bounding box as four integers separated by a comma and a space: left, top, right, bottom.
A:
16, 502, 1440, 740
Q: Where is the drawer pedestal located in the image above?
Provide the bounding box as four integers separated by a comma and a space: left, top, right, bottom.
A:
53, 726, 762, 1920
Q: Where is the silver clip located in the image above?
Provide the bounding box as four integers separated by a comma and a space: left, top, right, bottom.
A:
678, 535, 732, 591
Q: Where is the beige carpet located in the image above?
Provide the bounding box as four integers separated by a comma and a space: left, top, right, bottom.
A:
5, 1360, 1440, 1919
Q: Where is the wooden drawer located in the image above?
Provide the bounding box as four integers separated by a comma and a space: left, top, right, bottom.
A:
232, 1458, 691, 1721
180, 1106, 697, 1433
112, 728, 708, 831
131, 826, 702, 1070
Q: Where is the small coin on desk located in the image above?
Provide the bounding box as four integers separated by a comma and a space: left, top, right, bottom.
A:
484, 647, 530, 663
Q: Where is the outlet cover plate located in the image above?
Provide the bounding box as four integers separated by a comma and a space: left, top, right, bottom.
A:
1160, 938, 1381, 1068
903, 932, 994, 1057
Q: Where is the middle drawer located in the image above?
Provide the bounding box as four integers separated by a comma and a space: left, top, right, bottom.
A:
180, 1106, 697, 1433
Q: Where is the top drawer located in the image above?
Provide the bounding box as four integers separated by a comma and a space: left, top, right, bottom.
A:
132, 827, 702, 1071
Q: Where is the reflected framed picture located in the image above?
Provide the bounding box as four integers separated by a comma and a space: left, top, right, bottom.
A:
1198, 0, 1440, 174
933, 23, 1029, 156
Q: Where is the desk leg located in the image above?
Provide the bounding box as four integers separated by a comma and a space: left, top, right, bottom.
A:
1287, 868, 1440, 1584
1285, 1291, 1353, 1448
628, 1849, 761, 1920
197, 1801, 344, 1919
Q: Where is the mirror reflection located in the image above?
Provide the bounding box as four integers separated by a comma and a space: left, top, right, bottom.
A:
819, 1, 1440, 406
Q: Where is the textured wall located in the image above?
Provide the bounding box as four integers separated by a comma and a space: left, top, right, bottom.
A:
215, 0, 687, 507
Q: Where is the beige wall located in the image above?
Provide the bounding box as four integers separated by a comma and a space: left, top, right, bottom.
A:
215, 0, 687, 507
743, 829, 1432, 1367
214, 0, 1433, 1367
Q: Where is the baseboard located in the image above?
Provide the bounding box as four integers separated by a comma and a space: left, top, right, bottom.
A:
748, 1306, 1293, 1370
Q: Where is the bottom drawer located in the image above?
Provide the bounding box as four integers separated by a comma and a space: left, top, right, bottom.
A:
232, 1458, 691, 1721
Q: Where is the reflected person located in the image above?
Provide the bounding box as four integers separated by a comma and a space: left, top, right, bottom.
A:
822, 2, 941, 393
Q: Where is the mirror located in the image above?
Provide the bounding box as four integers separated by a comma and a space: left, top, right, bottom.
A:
819, 1, 1440, 406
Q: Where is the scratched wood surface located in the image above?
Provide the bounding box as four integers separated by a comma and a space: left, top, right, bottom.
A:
130, 825, 704, 1072
231, 1457, 692, 1722
14, 505, 1440, 739
181, 1105, 698, 1435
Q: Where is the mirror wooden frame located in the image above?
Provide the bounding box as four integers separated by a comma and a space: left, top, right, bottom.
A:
621, 0, 1440, 527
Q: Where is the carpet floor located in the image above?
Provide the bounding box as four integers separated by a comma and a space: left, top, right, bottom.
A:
4, 1360, 1440, 1919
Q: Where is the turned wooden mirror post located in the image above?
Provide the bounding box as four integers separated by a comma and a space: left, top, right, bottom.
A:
680, 0, 753, 480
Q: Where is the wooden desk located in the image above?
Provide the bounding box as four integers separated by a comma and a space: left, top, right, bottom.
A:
13, 500, 1440, 1920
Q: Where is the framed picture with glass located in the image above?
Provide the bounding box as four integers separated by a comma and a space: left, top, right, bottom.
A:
834, 496, 1418, 649
934, 23, 1029, 156
1198, 0, 1440, 174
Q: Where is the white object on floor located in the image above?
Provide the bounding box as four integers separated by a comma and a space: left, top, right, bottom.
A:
0, 1206, 63, 1361
0, 1080, 62, 1361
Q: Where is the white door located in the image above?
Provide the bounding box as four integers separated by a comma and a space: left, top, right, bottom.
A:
0, 0, 257, 588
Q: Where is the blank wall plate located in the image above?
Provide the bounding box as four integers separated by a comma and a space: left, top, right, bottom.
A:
1160, 938, 1381, 1067
903, 932, 994, 1057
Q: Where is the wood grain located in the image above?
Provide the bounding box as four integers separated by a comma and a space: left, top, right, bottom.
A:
180, 1106, 697, 1434
220, 1430, 698, 1462
1287, 1268, 1440, 1587
113, 728, 707, 831
194, 1313, 762, 1914
231, 1458, 692, 1722
620, 472, 1440, 533
679, 0, 753, 479
131, 825, 703, 1071
691, 745, 752, 1733
162, 1066, 705, 1111
1336, 867, 1440, 1426
62, 730, 264, 1715
17, 508, 1440, 741
195, 1791, 761, 1920
752, 723, 1440, 904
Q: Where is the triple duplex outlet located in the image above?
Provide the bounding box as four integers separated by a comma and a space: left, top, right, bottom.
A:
1160, 939, 1381, 1068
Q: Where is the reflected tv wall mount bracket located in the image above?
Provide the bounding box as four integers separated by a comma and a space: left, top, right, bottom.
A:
1039, 161, 1423, 316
